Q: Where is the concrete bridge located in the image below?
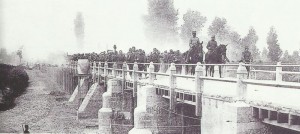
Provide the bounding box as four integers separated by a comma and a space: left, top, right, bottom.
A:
65, 60, 300, 134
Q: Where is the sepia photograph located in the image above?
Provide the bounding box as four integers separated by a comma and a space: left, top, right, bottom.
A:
0, 0, 300, 133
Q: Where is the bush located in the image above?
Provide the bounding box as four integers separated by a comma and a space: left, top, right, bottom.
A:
8, 66, 29, 97
0, 64, 29, 110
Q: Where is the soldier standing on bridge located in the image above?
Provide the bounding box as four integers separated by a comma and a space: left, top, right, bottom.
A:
241, 46, 253, 78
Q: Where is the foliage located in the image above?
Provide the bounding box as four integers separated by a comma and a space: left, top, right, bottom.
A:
267, 26, 282, 62
180, 10, 207, 42
144, 0, 179, 45
0, 64, 29, 110
242, 27, 260, 61
208, 17, 230, 42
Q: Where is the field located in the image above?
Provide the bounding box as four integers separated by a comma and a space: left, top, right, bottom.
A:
0, 69, 93, 133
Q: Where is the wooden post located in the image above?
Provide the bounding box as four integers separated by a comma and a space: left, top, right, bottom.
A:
276, 62, 282, 82
104, 62, 108, 89
122, 62, 127, 91
113, 62, 117, 78
195, 62, 204, 117
149, 62, 155, 84
133, 62, 138, 97
92, 61, 96, 83
169, 63, 176, 111
98, 61, 101, 84
236, 63, 247, 101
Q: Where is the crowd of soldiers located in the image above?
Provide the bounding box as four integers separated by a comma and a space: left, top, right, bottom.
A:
69, 46, 187, 65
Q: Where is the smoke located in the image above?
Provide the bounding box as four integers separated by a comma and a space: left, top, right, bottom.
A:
74, 12, 85, 50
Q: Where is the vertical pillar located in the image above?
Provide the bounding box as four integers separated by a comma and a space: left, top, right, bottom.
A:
122, 62, 127, 91
133, 62, 138, 97
149, 62, 155, 84
98, 61, 101, 84
169, 63, 176, 111
236, 63, 247, 101
289, 114, 296, 125
276, 62, 282, 82
104, 62, 108, 89
195, 62, 204, 117
181, 65, 186, 75
113, 62, 117, 78
92, 61, 96, 83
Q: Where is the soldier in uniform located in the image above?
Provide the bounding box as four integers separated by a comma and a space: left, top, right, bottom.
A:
118, 50, 126, 69
186, 31, 203, 63
206, 35, 218, 57
241, 46, 253, 78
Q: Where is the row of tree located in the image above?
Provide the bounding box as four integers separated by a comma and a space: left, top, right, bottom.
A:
144, 0, 290, 63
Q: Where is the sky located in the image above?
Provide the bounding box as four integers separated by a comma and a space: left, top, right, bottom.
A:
1, 0, 300, 62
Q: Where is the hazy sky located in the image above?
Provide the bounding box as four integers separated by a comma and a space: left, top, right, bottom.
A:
1, 0, 300, 61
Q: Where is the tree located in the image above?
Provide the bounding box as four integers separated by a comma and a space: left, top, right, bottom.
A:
267, 27, 282, 62
226, 31, 242, 61
261, 47, 269, 62
242, 27, 260, 61
144, 0, 179, 45
208, 17, 230, 42
180, 10, 207, 43
74, 12, 85, 49
281, 50, 291, 63
291, 50, 300, 63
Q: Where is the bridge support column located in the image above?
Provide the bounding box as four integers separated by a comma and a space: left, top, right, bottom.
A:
98, 78, 128, 134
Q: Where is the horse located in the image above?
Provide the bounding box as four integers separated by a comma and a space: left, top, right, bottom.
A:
204, 44, 229, 78
185, 43, 203, 75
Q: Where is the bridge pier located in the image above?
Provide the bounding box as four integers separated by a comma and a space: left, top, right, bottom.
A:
98, 78, 133, 134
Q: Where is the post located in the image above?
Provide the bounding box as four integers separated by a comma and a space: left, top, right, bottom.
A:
149, 62, 155, 84
104, 62, 108, 89
133, 62, 138, 97
236, 63, 247, 101
93, 61, 96, 83
195, 62, 204, 117
98, 61, 101, 84
122, 62, 127, 91
169, 63, 176, 111
113, 62, 117, 78
181, 65, 186, 75
276, 62, 282, 82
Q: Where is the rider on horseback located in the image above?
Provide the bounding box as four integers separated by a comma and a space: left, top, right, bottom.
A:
206, 35, 218, 58
185, 31, 203, 63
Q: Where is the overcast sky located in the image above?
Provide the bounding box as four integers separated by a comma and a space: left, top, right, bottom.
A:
1, 0, 300, 61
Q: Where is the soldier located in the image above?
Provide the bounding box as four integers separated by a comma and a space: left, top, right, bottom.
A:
206, 35, 218, 56
186, 31, 203, 63
117, 50, 126, 69
241, 46, 253, 78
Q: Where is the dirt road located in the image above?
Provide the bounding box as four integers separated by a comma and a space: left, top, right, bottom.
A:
0, 69, 86, 133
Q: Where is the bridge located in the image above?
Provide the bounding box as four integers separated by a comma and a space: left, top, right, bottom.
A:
63, 60, 300, 134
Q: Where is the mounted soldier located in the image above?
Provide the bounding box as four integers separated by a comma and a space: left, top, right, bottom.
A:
241, 46, 253, 78
185, 31, 203, 75
206, 35, 218, 60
